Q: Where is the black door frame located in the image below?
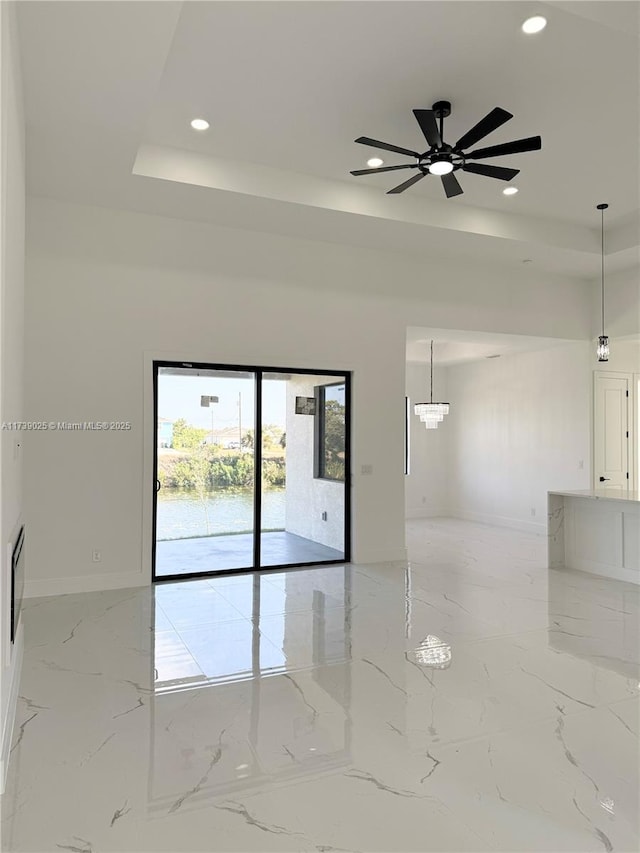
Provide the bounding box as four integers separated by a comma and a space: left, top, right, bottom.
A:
152, 360, 352, 583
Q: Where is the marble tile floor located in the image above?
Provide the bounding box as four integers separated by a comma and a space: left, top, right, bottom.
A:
1, 518, 639, 852
155, 531, 344, 578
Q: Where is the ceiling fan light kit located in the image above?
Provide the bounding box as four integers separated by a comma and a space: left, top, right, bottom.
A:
350, 100, 542, 198
522, 15, 547, 34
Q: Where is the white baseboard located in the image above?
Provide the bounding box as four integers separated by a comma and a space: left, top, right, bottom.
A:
449, 508, 546, 536
24, 570, 149, 599
564, 557, 639, 586
405, 507, 449, 519
1, 624, 24, 794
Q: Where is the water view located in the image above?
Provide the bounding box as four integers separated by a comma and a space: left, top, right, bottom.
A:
157, 487, 285, 540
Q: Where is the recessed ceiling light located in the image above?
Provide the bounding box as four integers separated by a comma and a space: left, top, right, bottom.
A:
503, 186, 518, 196
522, 15, 547, 34
367, 157, 384, 168
190, 118, 210, 131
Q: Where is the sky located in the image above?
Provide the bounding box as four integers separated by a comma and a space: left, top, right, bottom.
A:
158, 374, 285, 430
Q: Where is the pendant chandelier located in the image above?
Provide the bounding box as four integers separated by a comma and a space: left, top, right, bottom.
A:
596, 203, 609, 362
414, 340, 450, 429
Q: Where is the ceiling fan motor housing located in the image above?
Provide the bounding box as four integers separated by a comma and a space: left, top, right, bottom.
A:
420, 102, 459, 172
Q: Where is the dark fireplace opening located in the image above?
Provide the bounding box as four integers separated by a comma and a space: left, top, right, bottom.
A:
11, 525, 25, 643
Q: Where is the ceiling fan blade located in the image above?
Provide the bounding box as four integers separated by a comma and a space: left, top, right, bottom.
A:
454, 107, 513, 151
355, 136, 421, 158
350, 164, 420, 176
466, 135, 542, 160
462, 163, 520, 181
441, 172, 463, 198
387, 172, 427, 194
413, 110, 441, 148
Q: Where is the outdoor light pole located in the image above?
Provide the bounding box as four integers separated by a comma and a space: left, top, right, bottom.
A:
200, 395, 219, 445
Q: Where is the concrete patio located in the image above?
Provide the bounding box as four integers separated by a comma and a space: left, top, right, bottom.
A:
155, 530, 344, 576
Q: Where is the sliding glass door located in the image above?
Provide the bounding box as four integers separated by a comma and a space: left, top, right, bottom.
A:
154, 365, 256, 577
260, 372, 346, 567
153, 362, 350, 580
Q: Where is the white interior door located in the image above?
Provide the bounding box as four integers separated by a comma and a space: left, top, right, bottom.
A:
594, 373, 630, 490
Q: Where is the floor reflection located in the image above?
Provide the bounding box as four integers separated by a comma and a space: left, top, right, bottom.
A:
547, 566, 640, 679
149, 566, 354, 811
149, 664, 353, 812
153, 566, 352, 690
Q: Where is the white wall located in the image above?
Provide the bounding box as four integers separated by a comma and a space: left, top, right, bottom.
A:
285, 376, 344, 552
405, 362, 449, 518
23, 197, 593, 596
592, 267, 640, 339
0, 1, 25, 791
446, 343, 592, 534
599, 337, 640, 374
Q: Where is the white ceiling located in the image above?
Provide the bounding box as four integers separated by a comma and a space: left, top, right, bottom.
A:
17, 1, 640, 279
406, 326, 580, 365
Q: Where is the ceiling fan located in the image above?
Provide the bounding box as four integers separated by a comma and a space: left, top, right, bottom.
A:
350, 100, 541, 198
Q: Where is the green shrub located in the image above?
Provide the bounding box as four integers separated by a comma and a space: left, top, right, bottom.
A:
160, 451, 285, 491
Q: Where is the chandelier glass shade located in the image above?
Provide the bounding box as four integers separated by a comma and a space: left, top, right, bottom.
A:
597, 335, 609, 362
415, 402, 449, 428
414, 340, 450, 430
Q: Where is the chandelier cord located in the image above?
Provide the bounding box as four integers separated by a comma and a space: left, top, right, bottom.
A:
430, 340, 434, 403
601, 207, 605, 337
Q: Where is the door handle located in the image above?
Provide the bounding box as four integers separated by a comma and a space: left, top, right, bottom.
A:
156, 479, 161, 492
599, 476, 610, 482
